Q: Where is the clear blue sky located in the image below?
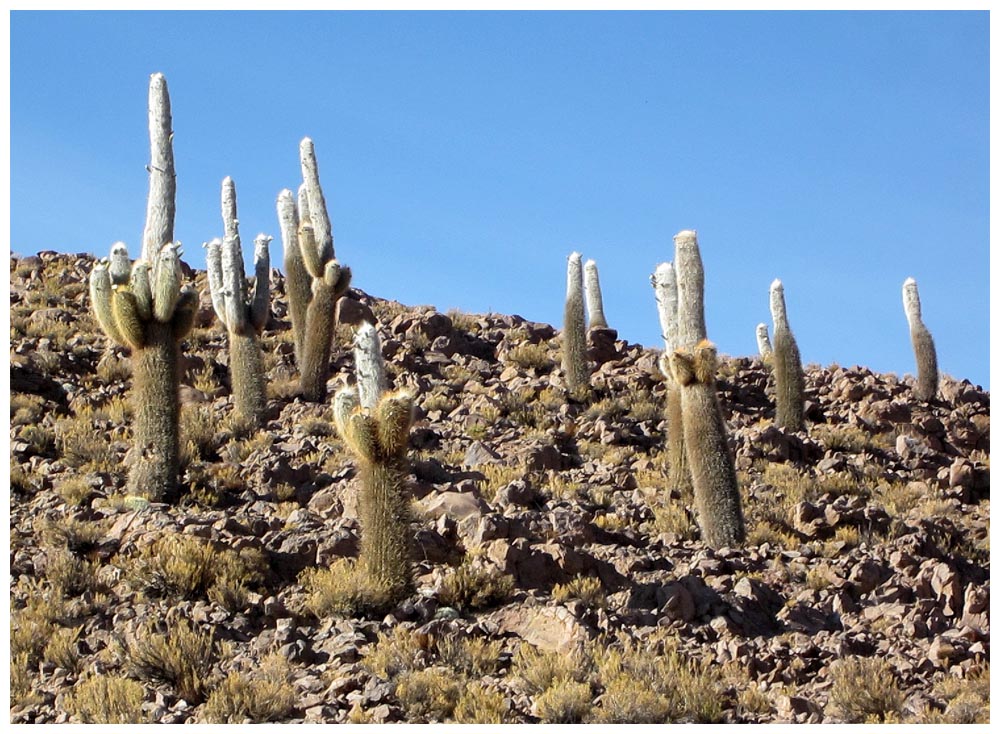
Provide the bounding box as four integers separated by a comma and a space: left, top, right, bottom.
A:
10, 11, 989, 389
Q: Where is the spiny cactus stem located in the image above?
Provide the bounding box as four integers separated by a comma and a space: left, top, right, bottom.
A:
562, 252, 589, 391
278, 189, 308, 364
250, 234, 272, 333
300, 280, 337, 402
129, 320, 180, 502
229, 330, 268, 426
359, 461, 413, 599
141, 73, 176, 264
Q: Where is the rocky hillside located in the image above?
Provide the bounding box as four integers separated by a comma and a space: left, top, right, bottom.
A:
9, 250, 990, 724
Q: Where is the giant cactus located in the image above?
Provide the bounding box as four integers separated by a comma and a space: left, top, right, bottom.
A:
562, 252, 590, 393
902, 277, 938, 401
669, 230, 745, 548
205, 177, 272, 427
88, 75, 196, 502
276, 139, 352, 402
333, 323, 414, 603
769, 279, 805, 431
651, 261, 690, 496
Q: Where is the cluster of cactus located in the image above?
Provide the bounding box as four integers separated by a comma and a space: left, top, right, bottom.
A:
277, 139, 353, 402
902, 277, 938, 401
333, 322, 415, 603
562, 253, 612, 393
89, 74, 198, 502
205, 178, 272, 427
658, 231, 746, 549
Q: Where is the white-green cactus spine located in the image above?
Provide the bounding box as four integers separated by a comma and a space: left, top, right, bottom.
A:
903, 277, 938, 401
206, 177, 271, 427
281, 139, 352, 402
583, 258, 609, 330
671, 230, 744, 548
140, 73, 176, 265
769, 279, 805, 431
354, 322, 389, 411
562, 251, 590, 393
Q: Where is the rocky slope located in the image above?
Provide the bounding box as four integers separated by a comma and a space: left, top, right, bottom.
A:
9, 251, 990, 723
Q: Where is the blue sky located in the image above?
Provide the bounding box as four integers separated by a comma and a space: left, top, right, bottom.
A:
10, 11, 989, 389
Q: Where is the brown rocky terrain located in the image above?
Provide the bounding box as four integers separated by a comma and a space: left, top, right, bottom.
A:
9, 250, 990, 723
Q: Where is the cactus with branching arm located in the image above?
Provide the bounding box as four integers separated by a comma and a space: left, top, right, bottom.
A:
87, 74, 196, 502
669, 230, 745, 548
333, 323, 414, 604
205, 177, 272, 426
276, 139, 352, 402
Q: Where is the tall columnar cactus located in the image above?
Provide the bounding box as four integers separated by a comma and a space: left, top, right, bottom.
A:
562, 252, 590, 393
669, 341, 746, 548
651, 261, 690, 496
902, 278, 939, 401
756, 323, 773, 360
205, 177, 272, 427
769, 279, 806, 431
276, 138, 353, 402
88, 81, 196, 502
583, 258, 609, 330
333, 329, 414, 603
669, 230, 745, 548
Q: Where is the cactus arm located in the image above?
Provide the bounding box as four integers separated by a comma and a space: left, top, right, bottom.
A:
109, 242, 132, 285
673, 230, 706, 349
583, 259, 609, 330
112, 287, 146, 350
902, 277, 922, 329
299, 279, 337, 402
220, 177, 250, 335
172, 287, 199, 341
91, 261, 125, 345
333, 386, 361, 437
375, 390, 415, 459
130, 260, 153, 321
354, 322, 389, 411
204, 238, 228, 328
249, 234, 272, 333
297, 220, 325, 280
278, 188, 309, 364
152, 243, 182, 323
299, 137, 335, 264
140, 73, 176, 264
651, 261, 678, 352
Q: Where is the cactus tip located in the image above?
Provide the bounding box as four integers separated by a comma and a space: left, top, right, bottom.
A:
770, 278, 783, 291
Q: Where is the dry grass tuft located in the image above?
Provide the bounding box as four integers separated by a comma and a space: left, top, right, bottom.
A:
825, 656, 904, 723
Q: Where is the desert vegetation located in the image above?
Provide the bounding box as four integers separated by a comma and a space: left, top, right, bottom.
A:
8, 72, 989, 724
